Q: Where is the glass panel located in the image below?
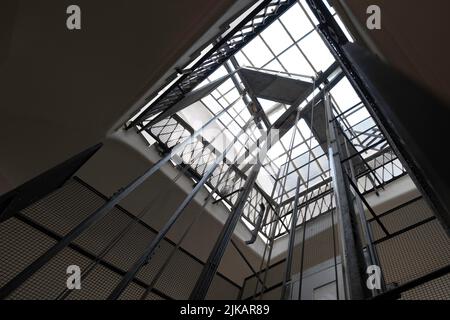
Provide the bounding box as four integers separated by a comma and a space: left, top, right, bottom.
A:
278, 46, 315, 77
279, 3, 314, 41
260, 21, 293, 55
330, 78, 361, 111
242, 36, 274, 68
299, 31, 334, 72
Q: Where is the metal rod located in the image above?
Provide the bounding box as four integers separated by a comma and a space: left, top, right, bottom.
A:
340, 139, 386, 163
339, 124, 384, 191
231, 239, 258, 276
256, 213, 280, 299
332, 101, 364, 121
261, 77, 318, 300
212, 188, 244, 204
280, 176, 301, 299
339, 127, 384, 190
248, 68, 332, 298
347, 177, 389, 236
259, 104, 314, 300
57, 136, 213, 300
252, 181, 281, 298
189, 108, 274, 298
246, 203, 266, 245
297, 200, 310, 300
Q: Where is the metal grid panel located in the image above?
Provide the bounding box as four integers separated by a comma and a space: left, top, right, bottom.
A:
375, 219, 450, 288
370, 197, 450, 300
370, 198, 433, 241
1, 178, 240, 300
8, 247, 91, 300
21, 179, 104, 236
152, 250, 203, 299
66, 264, 122, 300
0, 218, 56, 288
400, 273, 450, 300
291, 223, 339, 274
119, 282, 163, 300
206, 273, 239, 300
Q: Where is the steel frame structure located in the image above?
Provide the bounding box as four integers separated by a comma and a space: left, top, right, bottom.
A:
1, 0, 448, 302
121, 0, 416, 300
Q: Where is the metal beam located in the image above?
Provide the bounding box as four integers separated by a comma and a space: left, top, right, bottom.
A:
212, 188, 244, 204
280, 176, 301, 299
346, 176, 389, 236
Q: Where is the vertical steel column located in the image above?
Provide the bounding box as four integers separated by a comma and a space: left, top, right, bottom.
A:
325, 92, 369, 300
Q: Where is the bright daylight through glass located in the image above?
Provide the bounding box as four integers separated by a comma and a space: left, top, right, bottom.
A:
137, 0, 405, 241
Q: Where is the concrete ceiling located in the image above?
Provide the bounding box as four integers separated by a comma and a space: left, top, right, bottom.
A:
0, 0, 254, 194
333, 0, 450, 105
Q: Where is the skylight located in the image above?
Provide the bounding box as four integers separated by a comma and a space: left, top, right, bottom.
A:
137, 0, 406, 240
